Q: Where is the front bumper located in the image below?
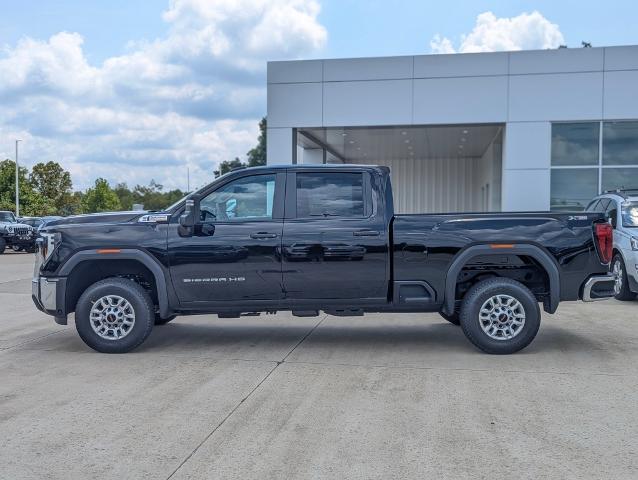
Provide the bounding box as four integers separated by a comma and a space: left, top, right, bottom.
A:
581, 274, 617, 302
32, 276, 68, 324
7, 235, 37, 247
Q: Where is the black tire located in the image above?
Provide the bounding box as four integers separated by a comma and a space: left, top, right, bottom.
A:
75, 278, 155, 353
155, 314, 177, 326
459, 278, 541, 354
0, 237, 6, 254
612, 254, 636, 301
439, 310, 460, 325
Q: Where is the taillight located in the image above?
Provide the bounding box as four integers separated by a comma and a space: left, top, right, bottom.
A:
594, 222, 613, 264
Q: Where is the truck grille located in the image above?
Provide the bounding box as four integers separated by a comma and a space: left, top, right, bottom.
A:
14, 227, 32, 236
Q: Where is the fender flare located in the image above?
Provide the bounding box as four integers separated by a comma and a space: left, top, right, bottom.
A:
58, 249, 171, 317
442, 244, 560, 315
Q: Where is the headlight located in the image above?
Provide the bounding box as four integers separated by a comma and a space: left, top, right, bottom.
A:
631, 237, 638, 251
39, 232, 61, 261
7, 226, 13, 234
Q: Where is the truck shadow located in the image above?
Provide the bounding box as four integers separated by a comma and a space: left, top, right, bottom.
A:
136, 319, 600, 356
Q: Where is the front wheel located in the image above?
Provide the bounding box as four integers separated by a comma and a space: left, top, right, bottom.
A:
612, 254, 636, 301
459, 278, 541, 354
75, 278, 155, 353
0, 237, 6, 254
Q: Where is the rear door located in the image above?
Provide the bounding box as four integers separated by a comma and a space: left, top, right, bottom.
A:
281, 169, 389, 302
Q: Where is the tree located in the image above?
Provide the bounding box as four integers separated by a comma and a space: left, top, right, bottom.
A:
246, 116, 267, 167
30, 161, 73, 213
114, 183, 136, 211
0, 159, 54, 216
114, 180, 185, 211
82, 178, 121, 213
214, 116, 267, 178
214, 157, 246, 178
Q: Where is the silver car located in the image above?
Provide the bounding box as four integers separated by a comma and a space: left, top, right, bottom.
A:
586, 190, 638, 300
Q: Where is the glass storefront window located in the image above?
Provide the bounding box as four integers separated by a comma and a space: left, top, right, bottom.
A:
603, 121, 638, 165
601, 168, 638, 192
551, 123, 599, 166
550, 169, 599, 211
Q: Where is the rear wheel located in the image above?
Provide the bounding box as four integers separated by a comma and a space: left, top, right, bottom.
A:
612, 254, 636, 301
75, 278, 155, 353
459, 278, 541, 354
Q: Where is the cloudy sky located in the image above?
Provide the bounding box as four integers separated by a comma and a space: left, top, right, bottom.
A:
1, 0, 636, 191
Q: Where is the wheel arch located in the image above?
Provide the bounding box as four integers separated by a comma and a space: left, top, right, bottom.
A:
442, 244, 560, 316
59, 249, 171, 318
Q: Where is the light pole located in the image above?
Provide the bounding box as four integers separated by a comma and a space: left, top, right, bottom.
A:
15, 139, 21, 218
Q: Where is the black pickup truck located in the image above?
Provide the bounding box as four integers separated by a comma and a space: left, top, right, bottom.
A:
33, 165, 616, 354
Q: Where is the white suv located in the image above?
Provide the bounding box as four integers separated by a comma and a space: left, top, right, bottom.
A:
586, 190, 638, 300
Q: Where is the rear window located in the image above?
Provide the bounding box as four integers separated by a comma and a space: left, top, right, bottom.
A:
296, 172, 364, 218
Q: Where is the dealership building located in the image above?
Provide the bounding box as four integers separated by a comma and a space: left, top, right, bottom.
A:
266, 45, 638, 213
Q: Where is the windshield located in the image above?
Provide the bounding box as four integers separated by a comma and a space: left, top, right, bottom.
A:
0, 212, 15, 223
622, 201, 638, 227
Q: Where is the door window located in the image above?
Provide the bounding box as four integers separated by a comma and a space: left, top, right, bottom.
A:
200, 174, 276, 222
296, 172, 364, 218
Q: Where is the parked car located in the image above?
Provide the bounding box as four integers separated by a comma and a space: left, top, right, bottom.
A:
586, 189, 638, 300
0, 211, 37, 253
19, 216, 43, 229
33, 165, 616, 354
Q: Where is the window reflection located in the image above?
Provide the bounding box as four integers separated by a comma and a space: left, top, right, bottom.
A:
603, 122, 638, 166
296, 173, 364, 217
550, 169, 598, 211
601, 168, 638, 192
551, 123, 599, 166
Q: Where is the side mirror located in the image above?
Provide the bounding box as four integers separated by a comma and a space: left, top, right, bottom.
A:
178, 195, 201, 237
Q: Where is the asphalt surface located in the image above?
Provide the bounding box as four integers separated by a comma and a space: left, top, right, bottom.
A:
1, 251, 637, 479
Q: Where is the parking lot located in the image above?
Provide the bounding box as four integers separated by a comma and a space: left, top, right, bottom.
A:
1, 251, 637, 479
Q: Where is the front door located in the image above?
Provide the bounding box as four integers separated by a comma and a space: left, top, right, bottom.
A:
168, 172, 285, 305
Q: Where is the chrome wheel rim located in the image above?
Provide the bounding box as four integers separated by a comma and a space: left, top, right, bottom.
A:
90, 295, 136, 340
613, 259, 623, 295
479, 294, 526, 341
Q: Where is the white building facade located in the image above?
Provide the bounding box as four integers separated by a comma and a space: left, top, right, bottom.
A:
266, 46, 638, 213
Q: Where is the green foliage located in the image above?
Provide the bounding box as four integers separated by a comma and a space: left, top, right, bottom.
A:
82, 178, 121, 213
246, 116, 267, 167
114, 180, 185, 211
214, 157, 246, 178
30, 161, 73, 213
0, 159, 55, 216
214, 117, 267, 178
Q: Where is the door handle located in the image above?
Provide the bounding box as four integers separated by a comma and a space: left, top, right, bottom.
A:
353, 230, 380, 237
250, 232, 278, 239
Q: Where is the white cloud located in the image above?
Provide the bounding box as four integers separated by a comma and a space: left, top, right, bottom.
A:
430, 11, 565, 54
0, 0, 327, 190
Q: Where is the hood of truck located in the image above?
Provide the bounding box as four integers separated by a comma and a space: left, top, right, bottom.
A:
45, 211, 146, 227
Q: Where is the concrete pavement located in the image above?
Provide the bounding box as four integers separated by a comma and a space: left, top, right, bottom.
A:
1, 252, 637, 479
